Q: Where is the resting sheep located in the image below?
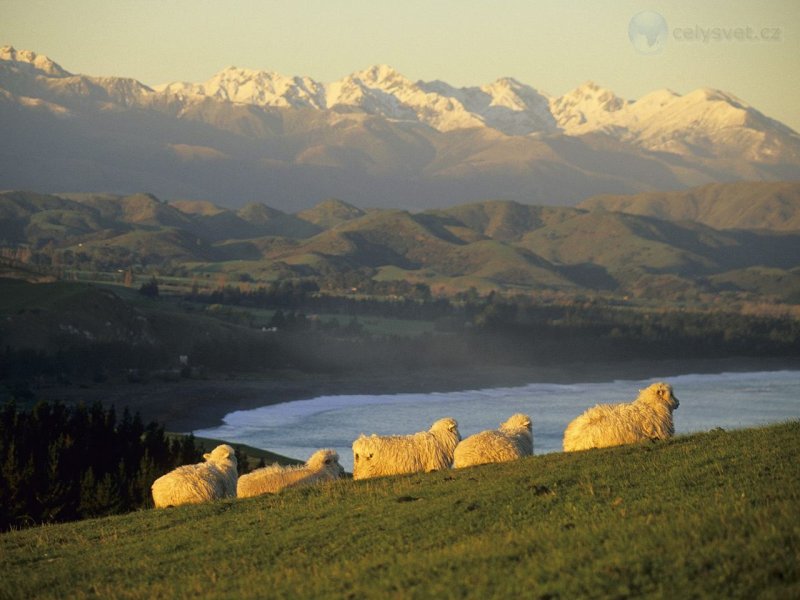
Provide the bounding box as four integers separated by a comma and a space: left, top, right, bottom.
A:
563, 382, 680, 452
352, 417, 461, 480
453, 413, 533, 468
151, 444, 238, 508
237, 449, 344, 498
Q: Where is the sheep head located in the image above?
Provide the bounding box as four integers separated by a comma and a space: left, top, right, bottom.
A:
352, 436, 374, 466
639, 382, 679, 410
308, 449, 345, 476
430, 417, 460, 439
204, 444, 237, 465
500, 413, 532, 432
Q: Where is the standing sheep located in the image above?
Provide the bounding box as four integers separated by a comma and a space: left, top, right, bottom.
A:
237, 449, 345, 498
352, 417, 461, 480
563, 382, 680, 452
453, 413, 533, 468
151, 444, 238, 508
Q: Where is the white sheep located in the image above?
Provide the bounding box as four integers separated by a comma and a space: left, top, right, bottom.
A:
563, 382, 680, 452
453, 413, 533, 468
237, 449, 345, 498
352, 417, 461, 480
151, 444, 238, 508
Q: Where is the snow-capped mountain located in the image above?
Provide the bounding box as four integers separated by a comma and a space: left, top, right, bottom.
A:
0, 46, 69, 77
0, 45, 155, 111
158, 67, 327, 110
150, 57, 799, 162
1, 45, 799, 211
160, 61, 577, 135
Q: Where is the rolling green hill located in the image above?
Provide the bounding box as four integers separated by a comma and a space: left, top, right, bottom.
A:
2, 187, 800, 300
1, 422, 797, 599
296, 197, 366, 229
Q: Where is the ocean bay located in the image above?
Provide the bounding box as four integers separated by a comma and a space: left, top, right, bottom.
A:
195, 370, 800, 472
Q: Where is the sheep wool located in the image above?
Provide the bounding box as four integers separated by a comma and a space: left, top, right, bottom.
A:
563, 382, 680, 452
237, 449, 345, 498
151, 444, 238, 508
453, 413, 533, 468
352, 417, 460, 480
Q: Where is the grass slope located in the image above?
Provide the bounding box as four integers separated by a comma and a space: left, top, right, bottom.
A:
2, 422, 798, 599
580, 181, 800, 231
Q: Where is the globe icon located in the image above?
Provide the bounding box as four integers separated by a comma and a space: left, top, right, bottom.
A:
628, 11, 668, 54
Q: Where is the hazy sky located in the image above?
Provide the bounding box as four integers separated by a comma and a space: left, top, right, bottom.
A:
2, 0, 798, 130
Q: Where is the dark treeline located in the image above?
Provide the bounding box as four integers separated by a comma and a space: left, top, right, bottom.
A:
0, 342, 172, 384
0, 400, 202, 531
2, 284, 798, 386
186, 279, 455, 321
185, 312, 799, 376
185, 282, 799, 364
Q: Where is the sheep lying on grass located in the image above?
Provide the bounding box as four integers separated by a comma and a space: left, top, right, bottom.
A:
237, 449, 344, 498
151, 444, 238, 508
563, 382, 680, 452
453, 413, 533, 468
352, 417, 460, 480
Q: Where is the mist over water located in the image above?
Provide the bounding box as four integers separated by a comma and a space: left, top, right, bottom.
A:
195, 371, 800, 472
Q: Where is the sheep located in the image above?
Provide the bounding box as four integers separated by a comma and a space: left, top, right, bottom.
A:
562, 382, 680, 452
151, 444, 238, 508
453, 413, 533, 468
352, 417, 461, 480
237, 449, 344, 498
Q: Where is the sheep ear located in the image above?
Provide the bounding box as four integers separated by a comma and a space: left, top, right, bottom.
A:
203, 452, 211, 460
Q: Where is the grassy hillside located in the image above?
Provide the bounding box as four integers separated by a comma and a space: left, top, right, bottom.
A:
2, 422, 798, 599
4, 189, 800, 299
580, 181, 800, 231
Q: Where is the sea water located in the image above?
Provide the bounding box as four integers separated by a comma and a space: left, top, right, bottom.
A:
194, 370, 800, 472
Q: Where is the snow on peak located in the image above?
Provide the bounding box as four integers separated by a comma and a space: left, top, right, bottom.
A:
684, 87, 749, 109
352, 64, 409, 88
634, 88, 679, 108
158, 65, 326, 109
549, 82, 629, 132
0, 45, 70, 77
558, 81, 627, 110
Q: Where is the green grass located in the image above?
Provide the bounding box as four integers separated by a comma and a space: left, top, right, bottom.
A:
2, 422, 798, 599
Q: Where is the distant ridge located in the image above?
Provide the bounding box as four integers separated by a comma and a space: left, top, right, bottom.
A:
580, 181, 800, 231
2, 188, 799, 300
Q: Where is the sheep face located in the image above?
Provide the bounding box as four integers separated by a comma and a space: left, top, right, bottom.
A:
352, 440, 372, 468
431, 417, 461, 442
648, 382, 679, 410
309, 449, 345, 477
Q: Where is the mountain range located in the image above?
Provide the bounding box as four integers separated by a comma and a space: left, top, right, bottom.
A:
2, 183, 799, 301
2, 46, 799, 211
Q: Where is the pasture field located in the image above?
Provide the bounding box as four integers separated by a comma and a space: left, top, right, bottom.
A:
1, 422, 798, 599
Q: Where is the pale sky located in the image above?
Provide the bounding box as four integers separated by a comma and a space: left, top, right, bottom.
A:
1, 0, 798, 130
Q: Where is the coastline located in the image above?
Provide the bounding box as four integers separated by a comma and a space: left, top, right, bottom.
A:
34, 356, 799, 432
